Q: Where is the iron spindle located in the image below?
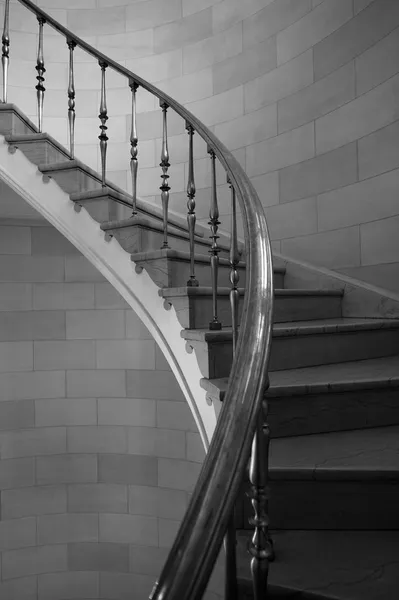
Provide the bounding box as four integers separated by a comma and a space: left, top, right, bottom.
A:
208, 149, 221, 330
98, 61, 108, 187
228, 179, 240, 352
1, 0, 10, 103
130, 80, 139, 215
248, 387, 274, 600
186, 122, 198, 286
67, 39, 76, 159
160, 101, 170, 248
36, 17, 46, 133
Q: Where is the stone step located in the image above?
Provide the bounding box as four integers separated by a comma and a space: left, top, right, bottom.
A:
132, 249, 285, 289
203, 356, 399, 437
5, 133, 70, 166
237, 529, 399, 600
182, 318, 399, 378
0, 103, 38, 136
236, 426, 399, 531
161, 287, 343, 329
238, 579, 335, 600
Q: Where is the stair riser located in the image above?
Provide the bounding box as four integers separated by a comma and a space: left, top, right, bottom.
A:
238, 480, 399, 530
0, 111, 36, 136
268, 387, 399, 438
11, 140, 69, 167
45, 168, 102, 195
171, 294, 341, 329
191, 328, 399, 378
76, 198, 118, 223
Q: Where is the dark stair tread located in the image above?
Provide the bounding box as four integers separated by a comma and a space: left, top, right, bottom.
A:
161, 287, 343, 298
237, 530, 399, 600
131, 247, 249, 267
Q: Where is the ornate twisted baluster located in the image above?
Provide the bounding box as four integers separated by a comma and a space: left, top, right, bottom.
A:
67, 39, 76, 159
208, 148, 221, 330
35, 17, 46, 133
98, 61, 108, 187
248, 386, 274, 600
186, 122, 198, 286
229, 179, 240, 352
1, 0, 10, 103
130, 80, 139, 215
160, 101, 170, 248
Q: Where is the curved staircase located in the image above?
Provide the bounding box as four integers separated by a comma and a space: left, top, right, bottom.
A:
0, 1, 399, 599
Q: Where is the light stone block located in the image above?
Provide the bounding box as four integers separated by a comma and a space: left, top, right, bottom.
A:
277, 0, 353, 65
0, 283, 32, 311
99, 454, 158, 486
159, 518, 180, 548
0, 370, 65, 402
106, 140, 155, 171
138, 162, 185, 196
99, 513, 158, 546
183, 22, 242, 74
317, 169, 399, 231
65, 256, 105, 282
38, 513, 99, 545
36, 454, 98, 485
0, 457, 35, 490
127, 427, 186, 459
68, 483, 128, 514
35, 398, 97, 427
33, 283, 95, 310
75, 115, 127, 146
100, 30, 154, 61
0, 226, 31, 254
250, 171, 279, 208
126, 0, 182, 32
129, 545, 168, 576
156, 401, 197, 432
67, 426, 127, 454
356, 26, 399, 96
187, 86, 244, 127
2, 545, 67, 580
361, 215, 399, 266
136, 107, 185, 142
67, 370, 126, 398
186, 432, 206, 463
0, 577, 37, 600
127, 370, 185, 401
95, 283, 129, 309
1, 427, 66, 460
0, 341, 33, 372
157, 68, 213, 105
68, 541, 129, 573
154, 8, 212, 54
155, 346, 170, 371
246, 122, 315, 177
358, 119, 399, 180
266, 197, 318, 241
183, 0, 221, 16
0, 310, 65, 341
212, 0, 275, 34
279, 142, 357, 203
244, 49, 313, 113
158, 458, 202, 492
243, 0, 311, 49
98, 398, 156, 428
96, 340, 156, 370
314, 0, 399, 80
125, 311, 152, 339
0, 399, 34, 431
338, 262, 399, 293
278, 61, 355, 134
0, 516, 36, 551
129, 485, 187, 520
213, 37, 276, 95
100, 572, 155, 599
34, 340, 96, 371
66, 309, 125, 340
214, 104, 277, 151
2, 485, 67, 519
31, 227, 79, 256
315, 73, 399, 155
38, 571, 99, 600
67, 6, 125, 35
281, 226, 360, 269
0, 256, 64, 282
354, 0, 374, 13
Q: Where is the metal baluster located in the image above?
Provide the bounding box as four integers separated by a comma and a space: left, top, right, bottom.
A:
208, 149, 221, 330
248, 386, 274, 600
67, 40, 76, 159
186, 122, 198, 286
160, 101, 170, 248
2, 0, 10, 103
130, 80, 139, 215
229, 179, 240, 351
98, 61, 108, 187
35, 17, 46, 133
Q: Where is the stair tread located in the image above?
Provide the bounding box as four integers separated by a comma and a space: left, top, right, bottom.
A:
131, 247, 248, 267
183, 317, 399, 342
0, 103, 38, 133
161, 286, 343, 298
5, 132, 71, 157
203, 355, 399, 398
237, 529, 399, 600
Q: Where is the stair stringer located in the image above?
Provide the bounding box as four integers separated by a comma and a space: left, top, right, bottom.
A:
0, 136, 220, 448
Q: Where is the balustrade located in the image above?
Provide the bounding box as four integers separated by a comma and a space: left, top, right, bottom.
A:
67, 40, 76, 159
130, 80, 139, 215
35, 17, 46, 133
186, 122, 198, 287
1, 0, 9, 104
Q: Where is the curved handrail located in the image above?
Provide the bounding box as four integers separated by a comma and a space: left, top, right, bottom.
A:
13, 2, 275, 597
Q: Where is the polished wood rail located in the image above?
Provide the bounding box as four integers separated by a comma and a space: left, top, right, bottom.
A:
3, 1, 275, 597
